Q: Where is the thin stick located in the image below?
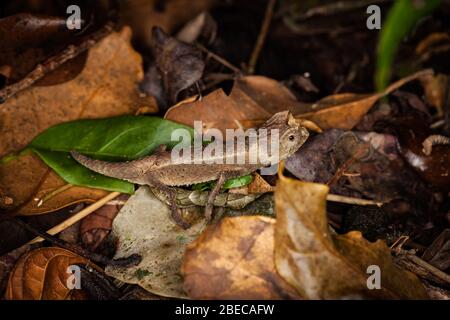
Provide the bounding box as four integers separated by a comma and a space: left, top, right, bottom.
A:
327, 144, 368, 186
196, 43, 241, 74
248, 0, 277, 74
326, 194, 383, 206
284, 0, 391, 21
394, 249, 450, 286
27, 191, 121, 244
0, 23, 114, 103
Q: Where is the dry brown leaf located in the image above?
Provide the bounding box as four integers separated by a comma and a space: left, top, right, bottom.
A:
274, 174, 428, 299
166, 71, 431, 132
165, 75, 302, 132
0, 150, 108, 216
0, 27, 155, 215
0, 26, 156, 158
182, 216, 301, 299
248, 173, 275, 194
419, 73, 448, 116
6, 247, 100, 300
165, 87, 264, 132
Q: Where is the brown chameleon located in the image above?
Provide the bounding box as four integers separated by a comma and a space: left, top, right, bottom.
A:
71, 111, 309, 228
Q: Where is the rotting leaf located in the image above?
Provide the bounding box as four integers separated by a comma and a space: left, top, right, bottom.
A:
105, 187, 207, 298
274, 174, 428, 299
0, 27, 157, 159
6, 247, 100, 300
152, 27, 205, 104
182, 215, 301, 299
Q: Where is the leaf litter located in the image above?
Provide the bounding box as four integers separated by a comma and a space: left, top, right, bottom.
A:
0, 0, 449, 300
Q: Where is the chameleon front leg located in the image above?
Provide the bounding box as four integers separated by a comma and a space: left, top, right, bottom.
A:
204, 172, 226, 221
146, 175, 191, 230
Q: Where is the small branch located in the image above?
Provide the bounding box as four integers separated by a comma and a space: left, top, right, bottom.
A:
394, 249, 450, 288
283, 0, 392, 21
327, 144, 369, 186
248, 0, 277, 74
326, 194, 383, 206
27, 191, 121, 244
196, 43, 242, 74
0, 22, 114, 103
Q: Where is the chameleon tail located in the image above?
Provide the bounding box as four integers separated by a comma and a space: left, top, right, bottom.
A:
70, 151, 147, 184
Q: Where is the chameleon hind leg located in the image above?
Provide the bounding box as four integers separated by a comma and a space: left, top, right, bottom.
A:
147, 175, 191, 230
204, 172, 226, 221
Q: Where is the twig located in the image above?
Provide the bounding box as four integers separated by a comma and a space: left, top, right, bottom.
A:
248, 0, 277, 74
283, 0, 392, 21
27, 191, 121, 244
327, 144, 369, 186
326, 194, 383, 206
394, 249, 450, 287
196, 43, 241, 74
0, 22, 114, 103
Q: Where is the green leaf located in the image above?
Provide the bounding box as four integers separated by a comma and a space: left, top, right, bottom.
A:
376, 0, 441, 91
192, 174, 254, 191
32, 149, 135, 194
29, 116, 193, 194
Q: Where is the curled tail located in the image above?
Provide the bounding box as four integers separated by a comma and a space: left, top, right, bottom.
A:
70, 151, 148, 184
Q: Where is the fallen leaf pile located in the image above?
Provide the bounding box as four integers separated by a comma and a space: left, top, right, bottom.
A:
274, 174, 428, 299
1, 1, 449, 302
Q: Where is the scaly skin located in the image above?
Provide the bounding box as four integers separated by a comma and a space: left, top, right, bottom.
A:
71, 111, 309, 228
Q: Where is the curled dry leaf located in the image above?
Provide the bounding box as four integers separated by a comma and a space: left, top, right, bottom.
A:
274, 174, 428, 299
182, 216, 301, 300
152, 27, 205, 104
297, 70, 431, 130
6, 247, 100, 300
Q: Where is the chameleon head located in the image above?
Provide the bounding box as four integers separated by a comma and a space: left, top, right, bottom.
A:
260, 111, 309, 162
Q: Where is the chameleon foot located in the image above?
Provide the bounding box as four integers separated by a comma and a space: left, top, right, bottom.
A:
170, 198, 191, 229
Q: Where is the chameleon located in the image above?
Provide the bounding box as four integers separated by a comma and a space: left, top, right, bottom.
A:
71, 111, 309, 229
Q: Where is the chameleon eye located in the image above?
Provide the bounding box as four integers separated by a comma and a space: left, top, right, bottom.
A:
289, 135, 295, 141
